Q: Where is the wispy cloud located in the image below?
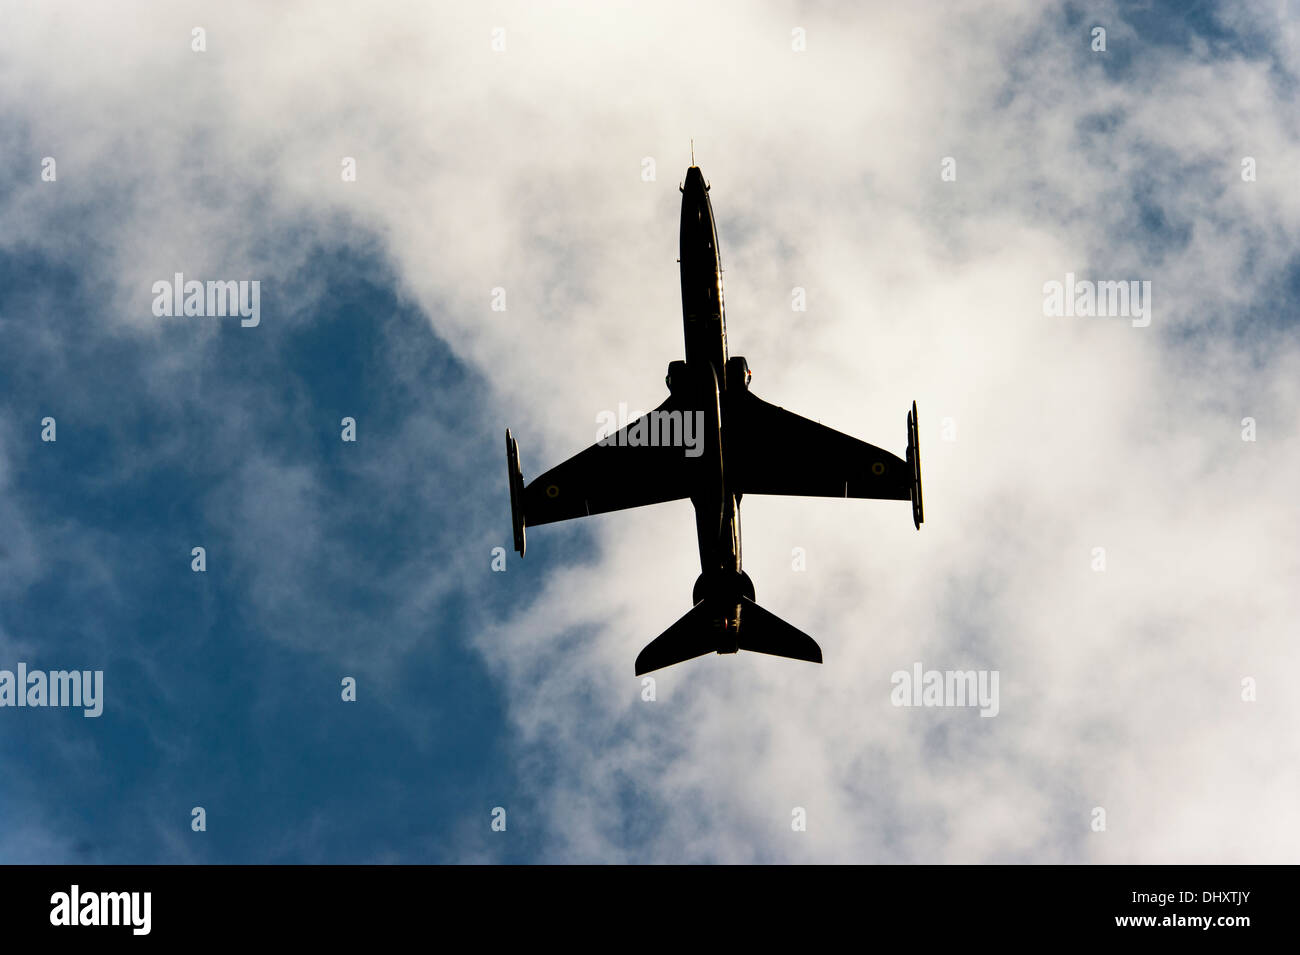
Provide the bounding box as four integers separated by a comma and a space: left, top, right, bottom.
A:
0, 0, 1296, 863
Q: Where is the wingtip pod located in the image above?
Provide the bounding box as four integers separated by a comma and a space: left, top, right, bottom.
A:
505, 428, 526, 557
906, 401, 924, 530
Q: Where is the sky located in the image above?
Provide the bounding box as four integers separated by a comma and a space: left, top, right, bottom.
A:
0, 0, 1297, 863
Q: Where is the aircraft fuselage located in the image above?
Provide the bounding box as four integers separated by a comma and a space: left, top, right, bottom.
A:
679, 165, 728, 374
678, 165, 748, 627
504, 159, 922, 674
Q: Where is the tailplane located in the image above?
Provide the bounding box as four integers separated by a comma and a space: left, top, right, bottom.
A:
635, 595, 822, 675
635, 601, 716, 675
735, 597, 822, 665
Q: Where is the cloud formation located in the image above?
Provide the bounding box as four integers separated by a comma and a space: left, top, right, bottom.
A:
0, 0, 1296, 862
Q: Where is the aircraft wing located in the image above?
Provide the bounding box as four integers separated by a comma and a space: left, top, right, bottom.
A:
507, 395, 696, 553
728, 391, 916, 505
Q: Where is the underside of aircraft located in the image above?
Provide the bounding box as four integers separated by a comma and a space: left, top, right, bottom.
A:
506, 162, 923, 674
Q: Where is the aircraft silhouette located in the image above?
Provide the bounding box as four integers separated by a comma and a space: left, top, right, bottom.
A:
506, 163, 923, 674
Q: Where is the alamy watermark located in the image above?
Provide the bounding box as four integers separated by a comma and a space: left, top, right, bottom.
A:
0, 663, 103, 717
152, 273, 260, 327
1043, 272, 1151, 327
596, 403, 705, 457
50, 885, 150, 935
890, 662, 999, 717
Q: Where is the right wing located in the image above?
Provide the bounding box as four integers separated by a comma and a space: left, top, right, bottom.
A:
509, 395, 696, 545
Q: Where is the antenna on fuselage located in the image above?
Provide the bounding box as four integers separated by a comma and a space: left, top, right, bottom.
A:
691, 139, 695, 166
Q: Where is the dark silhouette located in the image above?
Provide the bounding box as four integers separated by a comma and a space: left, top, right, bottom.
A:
506, 163, 923, 674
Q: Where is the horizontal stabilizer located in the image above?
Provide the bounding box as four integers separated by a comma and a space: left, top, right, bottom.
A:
735, 596, 822, 664
635, 601, 716, 676
634, 596, 822, 674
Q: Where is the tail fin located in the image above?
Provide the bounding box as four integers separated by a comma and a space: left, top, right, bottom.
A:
634, 596, 822, 675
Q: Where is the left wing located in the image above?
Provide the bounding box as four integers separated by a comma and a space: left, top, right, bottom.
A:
726, 391, 923, 526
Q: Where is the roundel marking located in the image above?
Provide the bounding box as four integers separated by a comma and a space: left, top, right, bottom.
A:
546, 484, 560, 498
871, 462, 885, 475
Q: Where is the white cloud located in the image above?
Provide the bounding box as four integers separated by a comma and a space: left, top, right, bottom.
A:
2, 0, 1297, 861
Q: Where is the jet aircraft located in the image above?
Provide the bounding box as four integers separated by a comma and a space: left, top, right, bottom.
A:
506, 163, 923, 674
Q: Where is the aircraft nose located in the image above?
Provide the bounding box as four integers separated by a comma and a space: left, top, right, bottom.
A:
682, 166, 708, 196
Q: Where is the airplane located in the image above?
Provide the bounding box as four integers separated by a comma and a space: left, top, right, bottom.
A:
505, 162, 923, 675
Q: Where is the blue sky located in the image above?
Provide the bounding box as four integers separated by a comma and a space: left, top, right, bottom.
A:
0, 242, 549, 861
2, 0, 1298, 863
